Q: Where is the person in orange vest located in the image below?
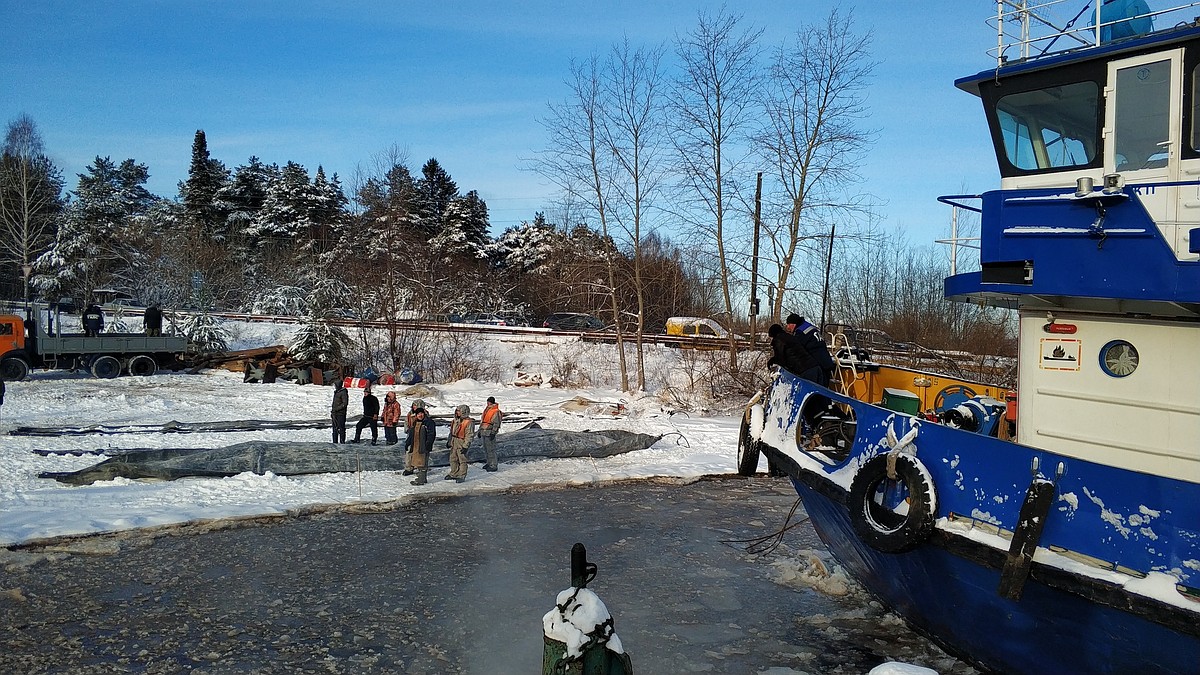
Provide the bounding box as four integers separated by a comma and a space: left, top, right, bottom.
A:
445, 404, 476, 483
479, 396, 503, 472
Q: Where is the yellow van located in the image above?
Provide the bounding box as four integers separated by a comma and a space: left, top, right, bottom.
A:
665, 317, 729, 339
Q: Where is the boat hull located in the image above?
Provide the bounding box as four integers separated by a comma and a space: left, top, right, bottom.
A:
793, 478, 1200, 674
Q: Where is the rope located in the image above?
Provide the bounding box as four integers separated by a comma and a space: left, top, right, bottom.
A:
719, 496, 809, 556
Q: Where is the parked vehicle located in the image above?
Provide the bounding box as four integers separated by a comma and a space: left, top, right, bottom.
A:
0, 304, 190, 380
464, 312, 508, 326
665, 317, 729, 339
542, 312, 604, 331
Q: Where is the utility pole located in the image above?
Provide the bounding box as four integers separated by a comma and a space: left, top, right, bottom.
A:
749, 172, 763, 346
820, 222, 836, 332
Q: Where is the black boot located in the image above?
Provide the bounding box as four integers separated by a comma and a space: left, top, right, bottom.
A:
411, 469, 427, 486
402, 469, 414, 476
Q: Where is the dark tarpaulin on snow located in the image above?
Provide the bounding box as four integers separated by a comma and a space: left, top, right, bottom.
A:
40, 427, 663, 486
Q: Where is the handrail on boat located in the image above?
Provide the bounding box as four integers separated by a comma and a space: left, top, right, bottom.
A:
937, 194, 983, 213
989, 1, 1200, 66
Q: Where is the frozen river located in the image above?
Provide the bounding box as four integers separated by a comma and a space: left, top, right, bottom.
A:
0, 477, 981, 674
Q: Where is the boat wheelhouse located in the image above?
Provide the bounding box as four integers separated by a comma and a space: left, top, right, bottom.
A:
742, 3, 1200, 673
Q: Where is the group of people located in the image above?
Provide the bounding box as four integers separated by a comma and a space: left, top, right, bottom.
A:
329, 381, 504, 486
78, 302, 163, 337
767, 313, 836, 386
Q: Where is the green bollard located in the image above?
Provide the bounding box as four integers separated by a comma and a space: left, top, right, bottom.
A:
541, 543, 634, 675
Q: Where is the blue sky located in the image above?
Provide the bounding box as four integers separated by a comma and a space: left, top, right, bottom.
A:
2, 1, 998, 244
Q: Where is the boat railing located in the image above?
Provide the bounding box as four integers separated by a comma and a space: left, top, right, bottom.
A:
990, 0, 1200, 66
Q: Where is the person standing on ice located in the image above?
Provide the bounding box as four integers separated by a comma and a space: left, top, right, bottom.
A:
381, 391, 402, 445
352, 385, 380, 445
445, 404, 475, 483
401, 398, 425, 475
479, 396, 503, 472
406, 407, 435, 485
330, 380, 349, 444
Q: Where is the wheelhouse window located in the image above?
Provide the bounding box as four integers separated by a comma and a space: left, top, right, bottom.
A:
996, 81, 1099, 171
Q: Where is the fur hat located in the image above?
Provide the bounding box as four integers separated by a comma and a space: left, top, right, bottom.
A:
412, 398, 425, 409
457, 404, 470, 416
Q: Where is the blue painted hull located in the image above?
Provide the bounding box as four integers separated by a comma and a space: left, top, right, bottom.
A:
794, 479, 1200, 674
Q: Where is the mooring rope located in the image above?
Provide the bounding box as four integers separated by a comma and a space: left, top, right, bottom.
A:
719, 496, 809, 556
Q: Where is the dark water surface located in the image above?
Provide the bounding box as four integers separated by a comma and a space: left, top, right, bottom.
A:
0, 477, 979, 674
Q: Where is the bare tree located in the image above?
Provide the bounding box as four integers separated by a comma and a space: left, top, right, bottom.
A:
670, 9, 763, 365
602, 39, 667, 391
532, 56, 631, 391
0, 114, 64, 303
756, 10, 875, 322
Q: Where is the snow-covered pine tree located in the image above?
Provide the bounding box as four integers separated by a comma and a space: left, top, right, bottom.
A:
178, 130, 230, 241
414, 158, 458, 237
493, 213, 566, 274
248, 161, 313, 240
432, 190, 490, 261
35, 157, 158, 302
288, 310, 350, 363
179, 310, 230, 352
251, 285, 308, 316
217, 156, 276, 238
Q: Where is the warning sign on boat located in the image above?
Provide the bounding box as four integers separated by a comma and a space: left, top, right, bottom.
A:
1039, 338, 1081, 371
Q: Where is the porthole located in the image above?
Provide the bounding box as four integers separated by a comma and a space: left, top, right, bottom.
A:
1099, 340, 1139, 377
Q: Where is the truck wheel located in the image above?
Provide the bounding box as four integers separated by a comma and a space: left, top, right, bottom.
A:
127, 354, 157, 377
90, 355, 122, 379
1, 357, 30, 381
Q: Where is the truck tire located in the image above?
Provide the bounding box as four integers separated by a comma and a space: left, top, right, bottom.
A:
90, 355, 122, 379
127, 354, 157, 377
1, 357, 30, 381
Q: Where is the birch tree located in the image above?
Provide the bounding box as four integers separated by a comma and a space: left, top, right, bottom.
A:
602, 39, 667, 391
671, 9, 762, 363
757, 9, 874, 322
533, 55, 631, 391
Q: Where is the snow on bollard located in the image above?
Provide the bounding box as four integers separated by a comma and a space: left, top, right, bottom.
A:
541, 543, 633, 675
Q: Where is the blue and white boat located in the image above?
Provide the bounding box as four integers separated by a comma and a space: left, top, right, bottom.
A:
741, 3, 1200, 673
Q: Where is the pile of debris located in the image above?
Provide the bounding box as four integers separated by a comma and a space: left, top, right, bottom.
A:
182, 345, 347, 385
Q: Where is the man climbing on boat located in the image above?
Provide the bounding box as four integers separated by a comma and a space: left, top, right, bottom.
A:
784, 313, 836, 386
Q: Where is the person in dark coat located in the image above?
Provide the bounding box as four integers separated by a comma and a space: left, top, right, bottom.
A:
330, 380, 349, 444
767, 323, 818, 377
785, 313, 836, 387
82, 303, 104, 337
405, 407, 436, 485
352, 385, 380, 445
143, 303, 163, 337
0, 376, 6, 422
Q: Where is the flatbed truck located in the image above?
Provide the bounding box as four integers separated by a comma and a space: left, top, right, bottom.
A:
0, 305, 190, 380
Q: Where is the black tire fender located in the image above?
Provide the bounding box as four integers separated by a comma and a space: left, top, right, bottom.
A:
847, 453, 937, 553
737, 406, 762, 476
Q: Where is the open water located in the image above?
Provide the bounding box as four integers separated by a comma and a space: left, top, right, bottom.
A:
0, 476, 983, 674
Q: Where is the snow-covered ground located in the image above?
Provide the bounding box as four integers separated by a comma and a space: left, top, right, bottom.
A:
0, 322, 746, 547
